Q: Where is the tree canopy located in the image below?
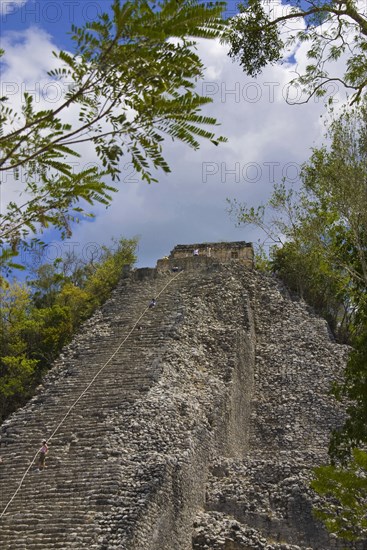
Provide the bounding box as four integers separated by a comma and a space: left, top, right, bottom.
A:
225, 0, 367, 104
0, 0, 227, 269
229, 100, 367, 339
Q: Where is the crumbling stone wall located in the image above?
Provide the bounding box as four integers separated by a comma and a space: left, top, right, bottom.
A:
157, 241, 254, 269
0, 256, 360, 550
193, 270, 363, 550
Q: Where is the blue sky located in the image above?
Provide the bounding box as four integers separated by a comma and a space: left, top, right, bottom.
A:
1, 1, 113, 49
1, 1, 240, 48
1, 0, 348, 270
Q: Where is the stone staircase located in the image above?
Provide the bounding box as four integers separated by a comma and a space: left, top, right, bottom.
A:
0, 268, 188, 549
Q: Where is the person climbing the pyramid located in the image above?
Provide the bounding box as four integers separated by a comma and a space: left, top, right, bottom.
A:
37, 440, 49, 471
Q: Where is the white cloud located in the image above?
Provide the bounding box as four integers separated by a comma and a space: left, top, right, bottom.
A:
1, 27, 66, 211
1, 9, 351, 268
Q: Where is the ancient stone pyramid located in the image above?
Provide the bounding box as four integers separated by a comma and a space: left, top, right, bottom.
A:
0, 250, 361, 549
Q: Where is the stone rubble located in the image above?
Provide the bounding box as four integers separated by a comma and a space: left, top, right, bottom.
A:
194, 269, 363, 550
193, 510, 312, 550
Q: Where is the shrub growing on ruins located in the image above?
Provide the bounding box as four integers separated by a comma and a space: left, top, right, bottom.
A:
311, 448, 367, 542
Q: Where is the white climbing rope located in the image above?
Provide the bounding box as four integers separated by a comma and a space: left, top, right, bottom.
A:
0, 270, 184, 519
